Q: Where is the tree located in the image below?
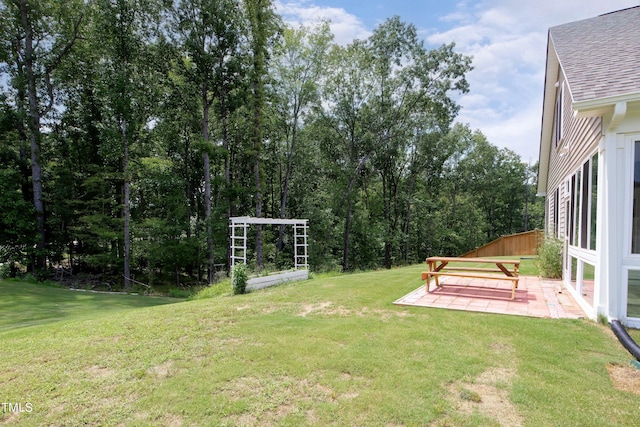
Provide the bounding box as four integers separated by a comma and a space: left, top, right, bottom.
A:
0, 0, 85, 272
317, 40, 376, 271
244, 0, 279, 272
366, 17, 472, 267
90, 0, 163, 289
170, 0, 244, 282
0, 96, 35, 276
270, 22, 332, 252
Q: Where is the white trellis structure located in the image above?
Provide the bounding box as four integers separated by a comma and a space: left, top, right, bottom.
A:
229, 217, 309, 290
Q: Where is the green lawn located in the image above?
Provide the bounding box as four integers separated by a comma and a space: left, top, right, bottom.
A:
2, 265, 640, 426
0, 281, 180, 330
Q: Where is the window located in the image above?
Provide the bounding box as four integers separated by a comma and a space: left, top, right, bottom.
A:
590, 154, 598, 250
632, 141, 640, 253
567, 153, 598, 250
581, 161, 589, 249
569, 174, 576, 244
628, 270, 640, 318
569, 256, 578, 291
553, 188, 559, 237
573, 170, 581, 247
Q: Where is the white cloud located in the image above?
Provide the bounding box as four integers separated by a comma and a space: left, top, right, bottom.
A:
274, 0, 371, 45
273, 0, 639, 162
428, 0, 638, 161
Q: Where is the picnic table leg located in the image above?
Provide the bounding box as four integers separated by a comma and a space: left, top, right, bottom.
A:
429, 260, 441, 288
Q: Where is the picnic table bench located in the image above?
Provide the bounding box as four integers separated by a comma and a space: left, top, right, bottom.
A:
422, 257, 520, 300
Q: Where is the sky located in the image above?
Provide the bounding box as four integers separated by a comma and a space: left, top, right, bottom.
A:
274, 0, 640, 164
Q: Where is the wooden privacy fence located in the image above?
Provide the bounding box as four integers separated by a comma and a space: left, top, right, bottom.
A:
460, 230, 543, 258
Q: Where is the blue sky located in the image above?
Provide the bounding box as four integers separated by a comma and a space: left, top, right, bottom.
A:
275, 0, 639, 163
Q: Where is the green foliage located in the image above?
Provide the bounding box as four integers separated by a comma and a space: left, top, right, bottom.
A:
190, 279, 232, 300
167, 287, 192, 298
0, 3, 538, 283
536, 236, 563, 279
231, 263, 248, 294
598, 313, 608, 326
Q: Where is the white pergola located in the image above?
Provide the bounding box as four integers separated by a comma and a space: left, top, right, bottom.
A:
229, 216, 309, 270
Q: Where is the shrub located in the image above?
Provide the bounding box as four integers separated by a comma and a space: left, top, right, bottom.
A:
190, 279, 231, 300
536, 236, 563, 279
231, 263, 248, 295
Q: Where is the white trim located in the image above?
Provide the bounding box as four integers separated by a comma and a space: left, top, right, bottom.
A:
621, 134, 640, 323
623, 135, 640, 259
622, 267, 640, 328
246, 270, 309, 291
230, 216, 309, 226
608, 102, 627, 131
564, 252, 596, 319
573, 91, 640, 116
560, 150, 601, 319
229, 216, 309, 271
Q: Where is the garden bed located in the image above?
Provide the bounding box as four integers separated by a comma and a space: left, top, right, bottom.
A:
247, 269, 309, 291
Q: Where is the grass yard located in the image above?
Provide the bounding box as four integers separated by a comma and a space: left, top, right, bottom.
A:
2, 264, 640, 426
0, 281, 180, 330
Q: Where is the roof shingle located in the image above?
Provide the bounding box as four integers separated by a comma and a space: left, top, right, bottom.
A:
550, 6, 640, 102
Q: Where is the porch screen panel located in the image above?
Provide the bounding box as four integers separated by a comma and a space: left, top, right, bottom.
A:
573, 171, 581, 247
580, 161, 589, 249
633, 141, 640, 253
590, 154, 598, 250
553, 188, 559, 237
570, 175, 576, 245
628, 270, 640, 318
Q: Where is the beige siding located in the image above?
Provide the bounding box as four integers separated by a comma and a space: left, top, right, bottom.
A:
548, 188, 555, 233
547, 74, 602, 199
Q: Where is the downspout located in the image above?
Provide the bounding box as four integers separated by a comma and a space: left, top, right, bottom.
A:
610, 319, 640, 361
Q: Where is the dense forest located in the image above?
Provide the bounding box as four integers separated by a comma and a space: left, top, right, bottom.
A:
0, 0, 544, 289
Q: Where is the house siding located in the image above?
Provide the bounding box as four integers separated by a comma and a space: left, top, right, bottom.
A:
540, 7, 640, 325
547, 75, 603, 202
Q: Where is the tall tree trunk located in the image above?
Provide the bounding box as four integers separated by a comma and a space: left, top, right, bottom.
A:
254, 112, 263, 272
20, 0, 46, 271
203, 92, 214, 283
381, 172, 393, 269
340, 154, 370, 272
221, 84, 232, 274
403, 174, 417, 262
249, 0, 268, 273
122, 120, 131, 291
342, 197, 353, 272
184, 128, 192, 239
277, 115, 298, 251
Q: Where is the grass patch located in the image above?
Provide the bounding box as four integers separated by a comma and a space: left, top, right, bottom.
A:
0, 279, 182, 330
190, 279, 232, 300
1, 265, 639, 426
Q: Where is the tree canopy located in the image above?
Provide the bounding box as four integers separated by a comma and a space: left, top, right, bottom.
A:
0, 0, 544, 287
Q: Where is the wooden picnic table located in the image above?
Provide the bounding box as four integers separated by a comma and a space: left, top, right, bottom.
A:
422, 257, 520, 300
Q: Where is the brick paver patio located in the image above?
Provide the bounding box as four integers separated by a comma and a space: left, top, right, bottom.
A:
394, 275, 585, 319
